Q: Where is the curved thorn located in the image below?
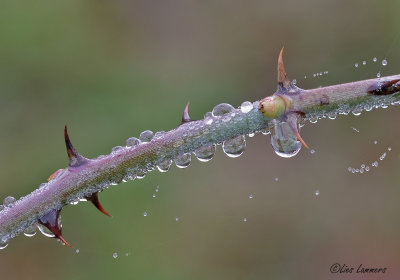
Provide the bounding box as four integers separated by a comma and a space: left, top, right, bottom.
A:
277, 47, 291, 89
39, 209, 72, 248
64, 126, 89, 167
286, 113, 310, 149
85, 192, 113, 218
181, 102, 191, 124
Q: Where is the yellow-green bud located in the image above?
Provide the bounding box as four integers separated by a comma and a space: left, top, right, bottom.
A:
259, 95, 286, 118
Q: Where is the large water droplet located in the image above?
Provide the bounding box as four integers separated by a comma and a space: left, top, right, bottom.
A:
154, 131, 166, 139
212, 103, 235, 117
23, 225, 37, 237
194, 144, 216, 162
157, 159, 172, 172
3, 196, 16, 207
240, 101, 253, 113
222, 135, 246, 158
269, 120, 301, 158
174, 153, 192, 168
139, 130, 154, 142
126, 137, 141, 147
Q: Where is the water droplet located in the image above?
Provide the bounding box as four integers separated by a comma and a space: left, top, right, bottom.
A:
354, 63, 359, 68
205, 118, 213, 125
304, 75, 307, 79
113, 253, 118, 259
372, 161, 378, 167
362, 61, 366, 65
175, 217, 179, 221
269, 120, 301, 158
310, 149, 315, 154
249, 194, 254, 199
204, 112, 212, 118
136, 170, 146, 179
382, 59, 388, 66
274, 177, 279, 182
365, 166, 370, 172
222, 135, 246, 158
352, 108, 362, 116
360, 169, 364, 174
23, 225, 37, 237
248, 133, 255, 138
361, 164, 365, 169
154, 131, 166, 139
347, 167, 352, 172
76, 249, 80, 254
143, 212, 148, 217
240, 101, 253, 113
126, 137, 141, 147
194, 144, 216, 162
328, 112, 337, 120
157, 159, 172, 172
388, 147, 392, 151
379, 152, 386, 160
139, 130, 154, 142
373, 57, 377, 62
292, 79, 297, 85
0, 240, 8, 250
3, 196, 16, 207
212, 103, 235, 117
111, 146, 123, 153
374, 140, 378, 144
152, 194, 156, 198
37, 224, 55, 238
377, 72, 381, 78
174, 153, 192, 168
125, 252, 130, 256
315, 190, 320, 196
155, 186, 159, 192
352, 127, 360, 133
243, 218, 247, 222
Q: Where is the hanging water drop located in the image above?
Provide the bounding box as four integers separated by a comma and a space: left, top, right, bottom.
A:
194, 144, 216, 162
139, 130, 154, 142
37, 224, 55, 238
76, 249, 80, 254
249, 194, 254, 199
248, 133, 255, 138
240, 101, 253, 113
275, 177, 279, 182
0, 239, 8, 250
354, 63, 359, 68
3, 196, 16, 207
175, 217, 179, 221
126, 137, 140, 147
373, 57, 377, 62
113, 253, 118, 259
23, 225, 37, 237
212, 103, 235, 117
315, 190, 320, 196
242, 218, 247, 222
373, 140, 378, 144
152, 194, 156, 198
157, 159, 172, 172
388, 147, 392, 151
310, 149, 315, 154
377, 72, 381, 78
362, 61, 366, 65
154, 131, 165, 139
382, 59, 388, 66
222, 135, 246, 158
269, 120, 301, 158
352, 108, 362, 116
143, 212, 148, 217
174, 153, 192, 168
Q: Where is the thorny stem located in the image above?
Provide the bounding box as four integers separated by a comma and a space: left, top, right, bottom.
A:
1, 50, 400, 247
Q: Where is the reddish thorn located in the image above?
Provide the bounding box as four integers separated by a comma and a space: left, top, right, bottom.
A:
39, 209, 72, 248
277, 47, 291, 89
286, 113, 310, 149
57, 235, 72, 247
64, 126, 89, 167
181, 102, 191, 124
85, 192, 113, 218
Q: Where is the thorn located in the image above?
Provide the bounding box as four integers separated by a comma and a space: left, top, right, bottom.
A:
85, 192, 113, 218
39, 209, 72, 248
64, 126, 89, 168
277, 47, 292, 89
286, 113, 310, 149
181, 102, 192, 124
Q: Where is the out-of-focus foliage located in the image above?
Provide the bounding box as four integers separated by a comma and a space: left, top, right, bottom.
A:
0, 1, 399, 279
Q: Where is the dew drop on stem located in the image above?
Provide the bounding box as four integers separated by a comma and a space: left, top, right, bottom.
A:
222, 135, 246, 158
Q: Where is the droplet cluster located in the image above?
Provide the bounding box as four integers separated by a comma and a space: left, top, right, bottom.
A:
347, 147, 392, 174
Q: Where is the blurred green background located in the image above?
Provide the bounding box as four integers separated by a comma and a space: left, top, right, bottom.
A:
1, 0, 400, 279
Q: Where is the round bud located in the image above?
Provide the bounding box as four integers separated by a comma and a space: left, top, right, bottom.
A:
259, 95, 286, 118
